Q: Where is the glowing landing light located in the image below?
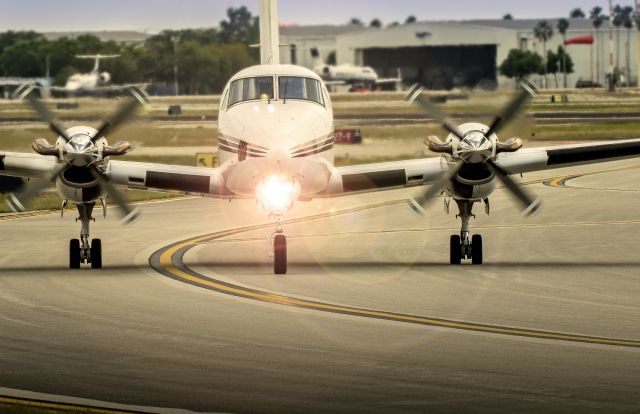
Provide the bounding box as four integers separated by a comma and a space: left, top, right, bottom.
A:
256, 175, 300, 213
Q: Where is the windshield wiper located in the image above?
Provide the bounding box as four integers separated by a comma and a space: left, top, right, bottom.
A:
282, 79, 288, 104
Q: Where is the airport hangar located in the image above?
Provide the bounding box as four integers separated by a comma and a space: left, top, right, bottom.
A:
281, 18, 640, 90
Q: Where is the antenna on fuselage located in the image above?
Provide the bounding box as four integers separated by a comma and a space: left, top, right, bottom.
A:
259, 0, 280, 65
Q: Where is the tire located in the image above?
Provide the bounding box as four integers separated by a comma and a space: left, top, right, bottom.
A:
471, 235, 483, 265
69, 239, 81, 269
91, 239, 102, 269
274, 234, 287, 275
450, 235, 462, 265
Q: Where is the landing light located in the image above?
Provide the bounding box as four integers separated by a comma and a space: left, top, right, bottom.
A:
256, 175, 299, 213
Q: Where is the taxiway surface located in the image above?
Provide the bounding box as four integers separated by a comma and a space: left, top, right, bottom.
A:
0, 160, 639, 413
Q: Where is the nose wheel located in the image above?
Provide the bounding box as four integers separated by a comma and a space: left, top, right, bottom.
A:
273, 233, 287, 274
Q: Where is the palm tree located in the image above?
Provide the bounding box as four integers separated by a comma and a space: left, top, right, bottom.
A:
369, 18, 382, 28
590, 7, 604, 84
570, 8, 586, 18
557, 18, 570, 88
534, 20, 554, 88
612, 5, 630, 70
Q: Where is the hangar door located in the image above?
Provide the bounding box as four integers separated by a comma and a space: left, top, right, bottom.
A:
363, 45, 497, 90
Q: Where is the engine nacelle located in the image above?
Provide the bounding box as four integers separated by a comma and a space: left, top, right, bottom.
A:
98, 72, 111, 83
55, 166, 102, 204
449, 179, 496, 201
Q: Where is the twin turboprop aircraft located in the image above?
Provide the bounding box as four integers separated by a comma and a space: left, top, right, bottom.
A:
2, 0, 640, 273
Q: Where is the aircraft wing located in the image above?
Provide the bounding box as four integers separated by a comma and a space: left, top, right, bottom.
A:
2, 139, 639, 201
0, 152, 229, 196
333, 138, 640, 195
375, 77, 402, 85
321, 80, 346, 86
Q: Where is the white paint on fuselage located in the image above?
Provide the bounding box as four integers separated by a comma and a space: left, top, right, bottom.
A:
217, 64, 338, 200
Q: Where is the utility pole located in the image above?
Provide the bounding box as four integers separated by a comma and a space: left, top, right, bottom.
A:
609, 0, 615, 91
172, 34, 181, 96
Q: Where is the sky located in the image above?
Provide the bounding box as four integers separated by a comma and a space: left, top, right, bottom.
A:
0, 0, 636, 33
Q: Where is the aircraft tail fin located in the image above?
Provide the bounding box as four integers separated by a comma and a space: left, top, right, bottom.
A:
259, 0, 280, 64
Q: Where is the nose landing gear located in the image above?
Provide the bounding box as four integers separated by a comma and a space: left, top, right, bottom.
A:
69, 203, 102, 269
270, 214, 287, 275
449, 200, 483, 265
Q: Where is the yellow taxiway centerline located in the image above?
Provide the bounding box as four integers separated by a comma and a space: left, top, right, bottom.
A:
152, 198, 640, 350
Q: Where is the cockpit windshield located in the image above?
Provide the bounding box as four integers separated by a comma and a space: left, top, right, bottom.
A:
278, 76, 324, 106
228, 76, 274, 106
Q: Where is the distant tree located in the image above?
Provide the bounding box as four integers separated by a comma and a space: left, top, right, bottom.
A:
0, 37, 47, 77
570, 8, 586, 18
533, 20, 554, 88
369, 18, 382, 28
499, 49, 544, 85
591, 6, 605, 83
557, 18, 570, 87
502, 13, 513, 20
349, 18, 363, 26
219, 6, 259, 44
405, 15, 417, 24
546, 46, 574, 88
388, 21, 400, 28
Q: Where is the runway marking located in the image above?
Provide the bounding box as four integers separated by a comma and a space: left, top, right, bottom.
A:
545, 164, 640, 191
150, 201, 640, 350
0, 395, 142, 413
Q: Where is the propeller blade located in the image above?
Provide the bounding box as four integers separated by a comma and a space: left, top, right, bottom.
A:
486, 159, 541, 216
6, 162, 68, 212
91, 87, 148, 143
89, 165, 140, 224
17, 85, 70, 142
486, 80, 536, 138
408, 160, 464, 215
405, 84, 465, 141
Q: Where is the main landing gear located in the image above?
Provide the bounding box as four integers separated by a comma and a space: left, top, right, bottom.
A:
69, 203, 102, 269
449, 199, 483, 265
271, 214, 287, 275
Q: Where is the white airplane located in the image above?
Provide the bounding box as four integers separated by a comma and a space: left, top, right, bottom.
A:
310, 48, 402, 91
1, 0, 640, 273
64, 54, 120, 92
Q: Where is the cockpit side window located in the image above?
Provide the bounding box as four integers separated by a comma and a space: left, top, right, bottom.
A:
228, 76, 274, 107
278, 76, 324, 106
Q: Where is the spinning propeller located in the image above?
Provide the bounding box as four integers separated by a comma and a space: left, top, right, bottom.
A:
405, 81, 541, 216
7, 86, 147, 224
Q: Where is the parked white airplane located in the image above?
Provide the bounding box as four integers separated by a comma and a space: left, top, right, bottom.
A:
1, 0, 640, 273
310, 47, 402, 90
63, 54, 120, 92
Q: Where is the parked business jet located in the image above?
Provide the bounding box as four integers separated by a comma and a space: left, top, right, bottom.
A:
2, 0, 640, 273
310, 47, 402, 91
64, 54, 119, 92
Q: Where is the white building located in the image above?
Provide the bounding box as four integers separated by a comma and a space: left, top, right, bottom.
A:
281, 18, 640, 89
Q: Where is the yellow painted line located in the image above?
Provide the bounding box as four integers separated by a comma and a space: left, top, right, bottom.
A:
0, 395, 141, 414
151, 203, 640, 349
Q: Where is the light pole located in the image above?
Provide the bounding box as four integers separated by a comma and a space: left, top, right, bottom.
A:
172, 34, 181, 96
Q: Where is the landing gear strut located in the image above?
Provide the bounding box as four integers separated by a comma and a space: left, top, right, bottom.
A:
69, 203, 102, 269
271, 214, 287, 275
449, 200, 483, 265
